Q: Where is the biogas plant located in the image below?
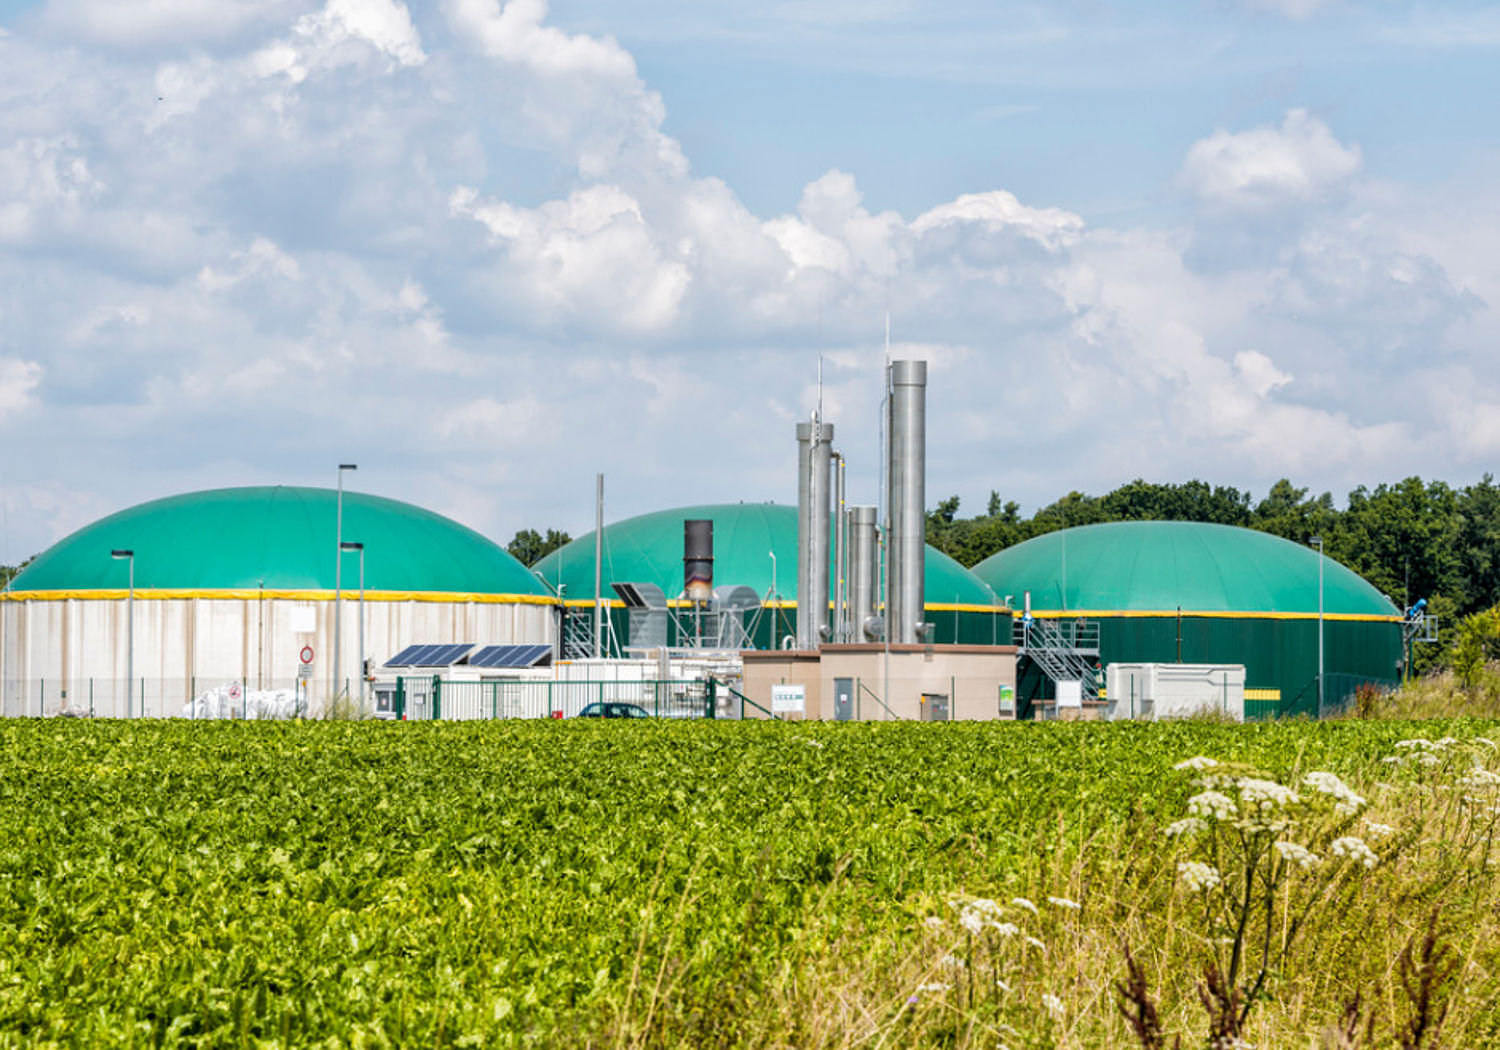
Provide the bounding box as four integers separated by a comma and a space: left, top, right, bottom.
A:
1, 360, 1420, 722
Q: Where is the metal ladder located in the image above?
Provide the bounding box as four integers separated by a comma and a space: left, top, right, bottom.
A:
1014, 617, 1102, 704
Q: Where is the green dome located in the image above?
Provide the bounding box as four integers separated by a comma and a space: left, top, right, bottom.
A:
9, 486, 548, 596
532, 503, 997, 609
971, 522, 1399, 618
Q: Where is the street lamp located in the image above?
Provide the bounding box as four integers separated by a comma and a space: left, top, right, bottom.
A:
111, 549, 134, 718
1310, 536, 1324, 718
340, 541, 365, 708
334, 463, 357, 702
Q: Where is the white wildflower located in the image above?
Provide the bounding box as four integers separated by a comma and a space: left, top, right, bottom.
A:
1236, 777, 1301, 812
1303, 771, 1367, 816
1472, 737, 1497, 749
1460, 768, 1500, 789
1395, 739, 1438, 750
1415, 752, 1442, 766
939, 954, 966, 969
1365, 822, 1394, 840
959, 909, 984, 934
1188, 790, 1238, 821
1178, 861, 1223, 892
995, 979, 1012, 993
1381, 756, 1403, 765
1164, 817, 1208, 838
1273, 841, 1321, 870
1436, 737, 1459, 747
1025, 936, 1046, 950
1010, 896, 1039, 915
1042, 993, 1065, 1019
1330, 836, 1378, 869
992, 922, 1020, 937
917, 982, 951, 993
1174, 756, 1221, 771
1046, 896, 1081, 910
923, 916, 945, 929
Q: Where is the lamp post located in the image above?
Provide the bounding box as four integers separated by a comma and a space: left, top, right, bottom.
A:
1311, 536, 1324, 718
340, 541, 365, 708
334, 463, 357, 702
111, 549, 134, 718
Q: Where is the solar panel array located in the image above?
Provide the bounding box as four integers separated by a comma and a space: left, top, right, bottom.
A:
469, 644, 553, 669
385, 643, 474, 667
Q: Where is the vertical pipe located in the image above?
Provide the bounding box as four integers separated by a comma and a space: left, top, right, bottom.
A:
334, 473, 343, 703
126, 557, 134, 719
832, 453, 846, 642
594, 473, 604, 659
849, 506, 878, 639
357, 548, 365, 707
795, 417, 834, 648
886, 360, 926, 644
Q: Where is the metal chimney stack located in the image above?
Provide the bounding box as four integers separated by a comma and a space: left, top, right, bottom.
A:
796, 415, 834, 649
683, 519, 714, 602
848, 505, 879, 640
887, 360, 927, 644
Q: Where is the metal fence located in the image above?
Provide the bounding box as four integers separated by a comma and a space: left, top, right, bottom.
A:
383, 677, 718, 720
0, 677, 329, 719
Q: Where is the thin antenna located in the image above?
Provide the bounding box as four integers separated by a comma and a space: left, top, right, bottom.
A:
817, 354, 824, 420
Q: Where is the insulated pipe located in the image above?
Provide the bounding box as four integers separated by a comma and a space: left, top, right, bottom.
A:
886, 360, 927, 644
795, 416, 834, 649
849, 505, 878, 641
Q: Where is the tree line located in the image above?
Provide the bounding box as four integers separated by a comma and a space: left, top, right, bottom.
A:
926, 476, 1500, 632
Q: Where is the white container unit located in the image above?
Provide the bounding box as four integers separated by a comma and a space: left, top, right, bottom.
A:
1105, 663, 1246, 721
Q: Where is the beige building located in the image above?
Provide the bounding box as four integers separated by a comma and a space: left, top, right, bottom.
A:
741, 643, 1018, 721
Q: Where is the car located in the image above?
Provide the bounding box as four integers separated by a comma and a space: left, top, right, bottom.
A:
574, 702, 652, 719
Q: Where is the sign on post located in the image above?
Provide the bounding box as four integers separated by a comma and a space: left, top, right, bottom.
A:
298, 645, 315, 681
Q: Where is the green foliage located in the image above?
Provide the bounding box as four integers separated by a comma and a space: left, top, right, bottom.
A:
1, 554, 35, 588
505, 527, 572, 567
1449, 605, 1500, 691
0, 719, 1495, 1046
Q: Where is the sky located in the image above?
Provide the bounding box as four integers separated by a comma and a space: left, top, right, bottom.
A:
1, 0, 1498, 562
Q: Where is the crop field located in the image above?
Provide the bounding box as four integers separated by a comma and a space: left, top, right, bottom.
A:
3, 718, 1500, 1048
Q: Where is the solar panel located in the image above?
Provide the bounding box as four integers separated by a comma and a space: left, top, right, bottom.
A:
469, 644, 553, 669
384, 643, 474, 667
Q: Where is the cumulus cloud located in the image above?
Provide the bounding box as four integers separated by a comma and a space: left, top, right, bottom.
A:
1180, 109, 1361, 212
0, 0, 1491, 559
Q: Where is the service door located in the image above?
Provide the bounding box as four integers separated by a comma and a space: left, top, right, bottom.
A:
834, 678, 854, 722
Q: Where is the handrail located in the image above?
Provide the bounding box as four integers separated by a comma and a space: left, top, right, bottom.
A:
715, 680, 781, 721
857, 678, 903, 721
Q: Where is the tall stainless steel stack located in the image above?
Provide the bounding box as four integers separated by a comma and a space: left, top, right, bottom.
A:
794, 359, 927, 649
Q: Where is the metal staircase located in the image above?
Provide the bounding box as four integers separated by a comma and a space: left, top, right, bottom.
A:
1013, 617, 1102, 705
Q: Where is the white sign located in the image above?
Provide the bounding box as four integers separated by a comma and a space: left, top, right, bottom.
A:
290, 608, 316, 634
1056, 680, 1083, 708
771, 684, 806, 714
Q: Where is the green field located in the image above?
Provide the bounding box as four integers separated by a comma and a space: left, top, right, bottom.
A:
2, 719, 1498, 1048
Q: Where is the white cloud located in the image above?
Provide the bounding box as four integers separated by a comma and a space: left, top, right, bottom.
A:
451, 183, 692, 333
0, 357, 42, 417
38, 0, 310, 49
0, 0, 1492, 559
1180, 109, 1361, 212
